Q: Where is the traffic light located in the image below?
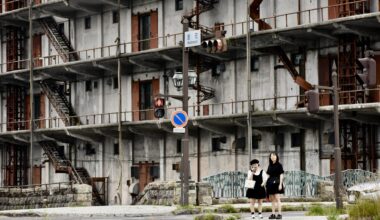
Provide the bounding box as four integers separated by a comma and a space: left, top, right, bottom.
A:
154, 97, 165, 118
201, 38, 228, 53
358, 57, 376, 87
305, 90, 319, 113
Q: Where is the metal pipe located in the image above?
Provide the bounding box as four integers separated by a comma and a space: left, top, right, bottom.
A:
28, 0, 34, 185
332, 62, 343, 209
117, 0, 123, 205
181, 19, 190, 206
246, 0, 252, 163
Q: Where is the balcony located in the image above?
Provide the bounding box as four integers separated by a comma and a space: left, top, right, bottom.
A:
1, 88, 380, 145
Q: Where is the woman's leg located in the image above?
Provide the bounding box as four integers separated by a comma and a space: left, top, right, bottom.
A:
275, 194, 282, 215
257, 199, 263, 213
269, 195, 276, 214
250, 198, 256, 213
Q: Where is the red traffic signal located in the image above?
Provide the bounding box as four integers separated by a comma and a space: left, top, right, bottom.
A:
305, 90, 319, 113
202, 38, 228, 53
358, 57, 376, 87
154, 97, 165, 118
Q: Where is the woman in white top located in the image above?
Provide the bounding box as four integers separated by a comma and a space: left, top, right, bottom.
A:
246, 159, 268, 219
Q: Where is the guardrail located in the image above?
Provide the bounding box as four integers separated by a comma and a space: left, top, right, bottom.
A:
0, 0, 372, 73
1, 87, 379, 132
203, 169, 380, 198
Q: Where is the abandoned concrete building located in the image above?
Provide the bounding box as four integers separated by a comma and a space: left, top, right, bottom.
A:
0, 0, 379, 205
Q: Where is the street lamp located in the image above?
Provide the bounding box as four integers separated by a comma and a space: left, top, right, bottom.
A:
172, 70, 197, 91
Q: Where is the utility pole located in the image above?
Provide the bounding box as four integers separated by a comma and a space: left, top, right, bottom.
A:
181, 19, 190, 206
246, 0, 252, 162
117, 0, 123, 205
332, 62, 343, 209
28, 0, 34, 185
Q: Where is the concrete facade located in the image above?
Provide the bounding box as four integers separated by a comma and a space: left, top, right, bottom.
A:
0, 0, 379, 205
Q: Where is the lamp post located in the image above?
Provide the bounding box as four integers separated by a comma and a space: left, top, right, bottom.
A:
332, 62, 343, 209
181, 19, 190, 206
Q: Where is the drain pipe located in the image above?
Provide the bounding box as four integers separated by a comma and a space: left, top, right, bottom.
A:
28, 0, 34, 185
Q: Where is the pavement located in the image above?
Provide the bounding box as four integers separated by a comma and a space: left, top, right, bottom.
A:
0, 202, 344, 219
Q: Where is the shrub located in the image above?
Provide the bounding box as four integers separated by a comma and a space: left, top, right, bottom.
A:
307, 204, 345, 216
216, 204, 238, 213
348, 198, 380, 220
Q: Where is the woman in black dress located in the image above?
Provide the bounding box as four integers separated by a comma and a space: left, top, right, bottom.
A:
246, 159, 267, 219
265, 152, 284, 219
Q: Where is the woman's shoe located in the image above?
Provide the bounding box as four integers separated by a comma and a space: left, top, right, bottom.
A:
268, 214, 276, 219
276, 214, 282, 219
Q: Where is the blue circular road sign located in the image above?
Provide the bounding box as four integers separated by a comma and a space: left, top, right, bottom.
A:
170, 110, 189, 128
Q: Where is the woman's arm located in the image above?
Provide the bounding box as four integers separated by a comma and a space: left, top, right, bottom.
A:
279, 173, 284, 190
261, 171, 269, 187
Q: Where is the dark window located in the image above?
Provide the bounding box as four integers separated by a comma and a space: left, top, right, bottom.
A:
175, 0, 183, 11
291, 133, 302, 147
34, 95, 40, 120
291, 53, 303, 66
212, 137, 221, 152
85, 143, 95, 155
328, 132, 335, 144
251, 56, 259, 71
57, 146, 65, 157
131, 166, 139, 179
236, 137, 245, 150
58, 23, 64, 34
93, 80, 98, 89
150, 165, 160, 179
274, 133, 284, 147
139, 13, 150, 50
113, 77, 118, 89
114, 143, 119, 155
139, 81, 152, 120
252, 135, 261, 149
85, 16, 91, 29
85, 80, 92, 91
112, 10, 119, 23
176, 139, 182, 153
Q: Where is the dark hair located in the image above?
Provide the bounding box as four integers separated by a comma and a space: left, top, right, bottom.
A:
250, 159, 259, 165
268, 152, 279, 165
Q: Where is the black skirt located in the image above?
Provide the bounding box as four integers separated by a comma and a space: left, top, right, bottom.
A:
266, 177, 284, 195
246, 186, 266, 199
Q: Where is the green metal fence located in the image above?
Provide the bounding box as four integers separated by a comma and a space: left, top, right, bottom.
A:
202, 169, 379, 198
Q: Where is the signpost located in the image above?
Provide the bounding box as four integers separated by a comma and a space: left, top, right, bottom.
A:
184, 30, 201, 48
170, 110, 189, 133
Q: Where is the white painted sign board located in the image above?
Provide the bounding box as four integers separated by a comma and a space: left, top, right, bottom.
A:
184, 30, 201, 48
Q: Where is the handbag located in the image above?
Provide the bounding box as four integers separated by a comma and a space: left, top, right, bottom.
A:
244, 179, 256, 188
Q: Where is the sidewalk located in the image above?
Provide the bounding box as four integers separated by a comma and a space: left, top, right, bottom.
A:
0, 202, 339, 218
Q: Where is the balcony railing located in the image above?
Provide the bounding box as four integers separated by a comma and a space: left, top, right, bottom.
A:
1, 88, 379, 133
0, 0, 373, 73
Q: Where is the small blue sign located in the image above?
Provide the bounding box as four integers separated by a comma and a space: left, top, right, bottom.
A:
171, 110, 189, 128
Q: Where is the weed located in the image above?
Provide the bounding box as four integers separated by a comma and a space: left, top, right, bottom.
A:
216, 204, 238, 213
348, 198, 380, 220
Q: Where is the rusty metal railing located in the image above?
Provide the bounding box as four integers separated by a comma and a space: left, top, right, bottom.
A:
0, 0, 373, 73
1, 87, 379, 132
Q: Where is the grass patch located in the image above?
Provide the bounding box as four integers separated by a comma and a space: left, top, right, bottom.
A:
173, 205, 202, 215
307, 204, 345, 216
215, 204, 238, 213
348, 199, 380, 220
239, 205, 307, 213
225, 213, 241, 220
194, 213, 222, 220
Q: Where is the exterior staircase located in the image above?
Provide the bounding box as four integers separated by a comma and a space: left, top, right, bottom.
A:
181, 0, 219, 39
40, 141, 105, 205
249, 0, 313, 92
39, 17, 79, 62
40, 81, 80, 126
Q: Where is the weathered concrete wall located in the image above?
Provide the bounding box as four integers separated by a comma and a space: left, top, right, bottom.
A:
0, 183, 92, 210
136, 181, 212, 206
